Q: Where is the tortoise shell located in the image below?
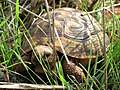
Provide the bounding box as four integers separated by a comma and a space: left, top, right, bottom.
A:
22, 7, 109, 63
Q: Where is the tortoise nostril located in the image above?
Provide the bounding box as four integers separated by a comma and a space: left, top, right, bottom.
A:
45, 53, 51, 57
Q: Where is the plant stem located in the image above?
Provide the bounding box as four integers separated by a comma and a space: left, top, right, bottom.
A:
102, 0, 107, 90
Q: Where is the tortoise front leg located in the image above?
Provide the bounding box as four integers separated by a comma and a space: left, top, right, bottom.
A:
31, 45, 54, 73
62, 60, 86, 82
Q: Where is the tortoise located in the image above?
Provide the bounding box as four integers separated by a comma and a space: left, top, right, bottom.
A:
17, 8, 110, 82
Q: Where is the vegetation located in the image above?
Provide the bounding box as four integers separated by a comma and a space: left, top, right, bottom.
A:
0, 0, 120, 89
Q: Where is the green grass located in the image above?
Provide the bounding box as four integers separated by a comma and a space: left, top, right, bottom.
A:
0, 0, 120, 90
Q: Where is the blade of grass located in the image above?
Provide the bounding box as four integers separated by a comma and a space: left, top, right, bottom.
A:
15, 0, 19, 29
56, 61, 72, 90
102, 0, 107, 89
0, 18, 9, 28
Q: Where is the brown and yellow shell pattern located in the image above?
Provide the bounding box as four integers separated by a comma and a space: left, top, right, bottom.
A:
31, 8, 110, 59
